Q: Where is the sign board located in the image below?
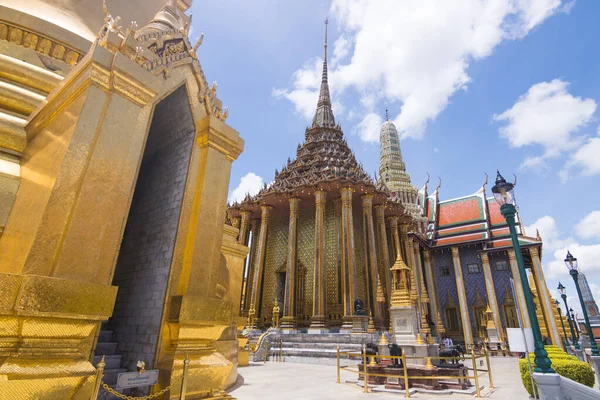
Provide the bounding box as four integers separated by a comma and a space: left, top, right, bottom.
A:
116, 370, 159, 389
506, 328, 534, 353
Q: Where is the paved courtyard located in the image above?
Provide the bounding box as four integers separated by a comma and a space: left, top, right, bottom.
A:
229, 356, 530, 399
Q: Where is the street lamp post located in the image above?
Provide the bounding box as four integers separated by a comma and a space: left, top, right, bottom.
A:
565, 251, 600, 356
558, 282, 579, 350
491, 171, 553, 373
555, 300, 569, 349
570, 308, 580, 342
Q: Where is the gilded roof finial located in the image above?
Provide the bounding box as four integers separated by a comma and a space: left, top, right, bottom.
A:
385, 108, 389, 121
324, 17, 328, 62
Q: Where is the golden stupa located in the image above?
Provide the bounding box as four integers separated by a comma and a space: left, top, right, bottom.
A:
0, 0, 249, 398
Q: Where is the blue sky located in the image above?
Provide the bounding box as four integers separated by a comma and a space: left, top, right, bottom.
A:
190, 0, 600, 315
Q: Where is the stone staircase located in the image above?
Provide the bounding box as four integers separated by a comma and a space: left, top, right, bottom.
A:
266, 332, 380, 365
92, 324, 132, 399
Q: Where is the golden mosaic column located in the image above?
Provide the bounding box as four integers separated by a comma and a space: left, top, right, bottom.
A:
451, 247, 473, 347
238, 210, 253, 245
243, 219, 260, 314
310, 190, 328, 331
480, 252, 504, 340
340, 187, 357, 319
249, 205, 272, 326
423, 250, 440, 335
529, 246, 562, 347
281, 197, 301, 332
508, 250, 531, 328
362, 195, 381, 324
374, 205, 391, 303
387, 216, 401, 260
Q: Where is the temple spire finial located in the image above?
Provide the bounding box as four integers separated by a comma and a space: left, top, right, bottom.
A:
324, 17, 328, 62
385, 108, 389, 121
312, 17, 335, 128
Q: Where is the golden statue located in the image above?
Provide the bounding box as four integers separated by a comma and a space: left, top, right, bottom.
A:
272, 299, 281, 328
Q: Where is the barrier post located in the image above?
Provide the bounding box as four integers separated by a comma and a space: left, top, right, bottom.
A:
485, 347, 494, 388
89, 355, 105, 400
336, 346, 341, 384
264, 344, 267, 364
279, 339, 283, 362
362, 344, 368, 393
179, 354, 190, 400
471, 349, 481, 398
402, 352, 409, 398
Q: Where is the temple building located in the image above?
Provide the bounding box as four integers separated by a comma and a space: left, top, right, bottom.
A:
229, 21, 414, 334
0, 1, 249, 398
379, 114, 563, 349
229, 21, 563, 352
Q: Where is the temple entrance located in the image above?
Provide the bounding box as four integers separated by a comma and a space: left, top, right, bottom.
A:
100, 85, 196, 376
277, 271, 286, 307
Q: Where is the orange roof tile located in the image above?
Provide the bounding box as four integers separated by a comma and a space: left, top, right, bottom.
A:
438, 197, 484, 227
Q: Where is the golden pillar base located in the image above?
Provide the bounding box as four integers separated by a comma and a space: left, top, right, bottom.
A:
280, 316, 297, 332
0, 273, 117, 400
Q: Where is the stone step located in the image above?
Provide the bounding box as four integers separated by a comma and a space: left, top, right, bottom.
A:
266, 356, 362, 366
93, 355, 122, 369
276, 342, 363, 350
101, 368, 127, 385
95, 342, 119, 356
270, 348, 361, 359
278, 333, 377, 344
98, 330, 114, 342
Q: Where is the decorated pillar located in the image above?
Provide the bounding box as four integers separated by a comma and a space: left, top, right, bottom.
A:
374, 205, 391, 303
401, 224, 419, 304
243, 219, 260, 314
451, 247, 473, 347
249, 205, 273, 326
340, 187, 357, 319
238, 210, 253, 245
423, 250, 441, 335
281, 197, 301, 332
361, 194, 381, 323
529, 246, 562, 347
508, 250, 531, 328
480, 252, 504, 341
310, 190, 327, 332
387, 216, 401, 260
414, 242, 431, 341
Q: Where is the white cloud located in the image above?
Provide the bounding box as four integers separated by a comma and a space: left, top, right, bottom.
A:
276, 0, 569, 142
494, 80, 596, 168
525, 215, 600, 282
566, 134, 600, 177
228, 172, 264, 203
576, 211, 600, 240
356, 112, 382, 142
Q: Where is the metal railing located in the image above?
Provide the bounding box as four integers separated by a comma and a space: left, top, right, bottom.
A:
335, 345, 494, 398
263, 338, 284, 363
90, 355, 190, 400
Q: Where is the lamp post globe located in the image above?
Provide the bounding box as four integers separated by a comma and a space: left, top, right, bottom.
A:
558, 282, 579, 349
565, 251, 600, 356
492, 170, 553, 373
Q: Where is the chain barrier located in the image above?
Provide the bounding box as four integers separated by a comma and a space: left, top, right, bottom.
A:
99, 374, 183, 400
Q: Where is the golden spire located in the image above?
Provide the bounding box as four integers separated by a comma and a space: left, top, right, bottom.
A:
390, 252, 411, 307
324, 17, 328, 61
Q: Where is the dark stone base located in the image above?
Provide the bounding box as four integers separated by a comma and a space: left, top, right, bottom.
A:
357, 364, 386, 385
383, 364, 472, 391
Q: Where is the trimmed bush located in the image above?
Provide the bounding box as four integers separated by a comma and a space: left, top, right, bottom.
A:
519, 352, 595, 396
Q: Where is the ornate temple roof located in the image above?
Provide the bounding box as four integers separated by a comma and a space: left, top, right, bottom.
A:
233, 19, 377, 203
419, 179, 540, 250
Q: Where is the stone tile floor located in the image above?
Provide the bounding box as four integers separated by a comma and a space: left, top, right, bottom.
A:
230, 357, 531, 399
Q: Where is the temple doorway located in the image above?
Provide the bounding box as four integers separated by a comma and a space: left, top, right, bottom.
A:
102, 85, 196, 373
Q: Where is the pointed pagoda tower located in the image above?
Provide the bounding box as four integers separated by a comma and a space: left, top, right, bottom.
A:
229, 19, 408, 333
378, 114, 427, 234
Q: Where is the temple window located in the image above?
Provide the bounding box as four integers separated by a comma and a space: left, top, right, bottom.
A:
440, 267, 451, 276
495, 261, 509, 271
503, 305, 519, 328
467, 263, 481, 274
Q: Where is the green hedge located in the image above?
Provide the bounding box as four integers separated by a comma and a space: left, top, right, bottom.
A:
519, 349, 595, 396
